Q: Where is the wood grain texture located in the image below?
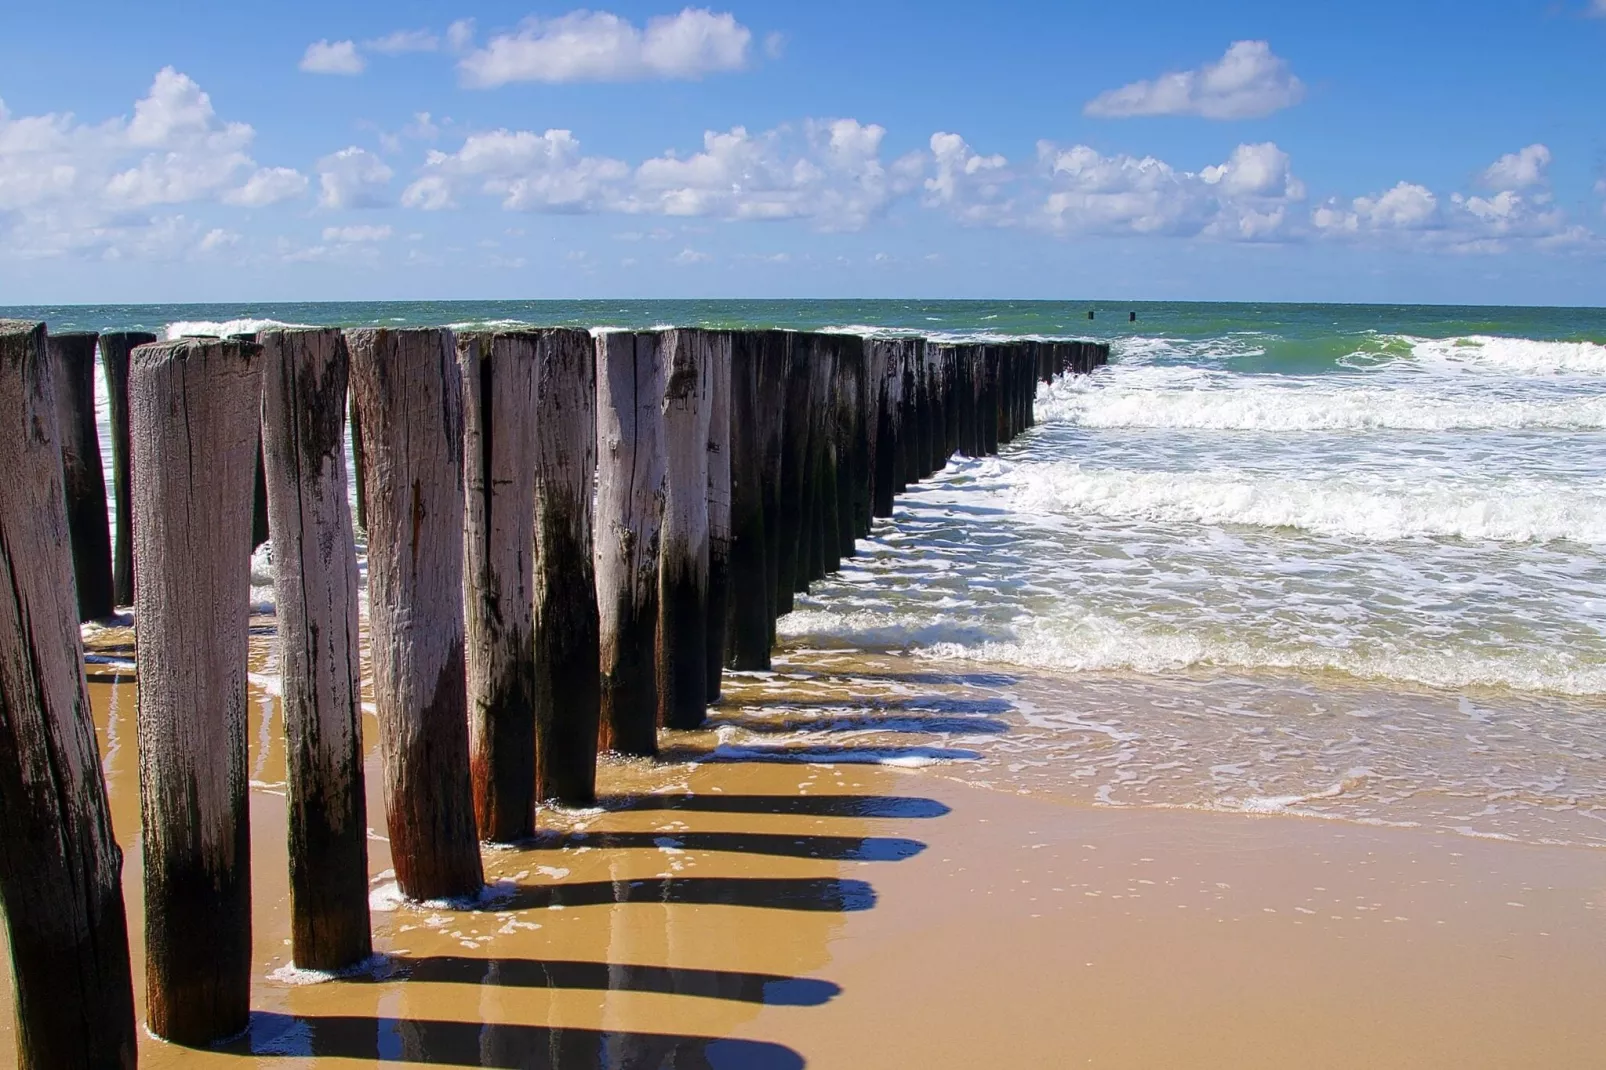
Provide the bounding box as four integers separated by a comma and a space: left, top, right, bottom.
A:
130, 335, 262, 1044
529, 329, 600, 804
724, 333, 771, 671
657, 329, 714, 730
0, 320, 136, 1070
594, 331, 665, 757
460, 332, 540, 843
46, 332, 114, 620
259, 328, 371, 969
346, 328, 484, 901
703, 333, 732, 701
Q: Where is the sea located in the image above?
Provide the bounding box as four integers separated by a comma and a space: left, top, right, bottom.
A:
11, 299, 1606, 849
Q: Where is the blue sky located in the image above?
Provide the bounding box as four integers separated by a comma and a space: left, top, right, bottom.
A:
2, 0, 1603, 304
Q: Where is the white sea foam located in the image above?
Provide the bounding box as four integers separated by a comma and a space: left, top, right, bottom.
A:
1037, 369, 1606, 432
163, 318, 311, 339
913, 611, 1606, 697
1403, 334, 1606, 376
1004, 463, 1606, 544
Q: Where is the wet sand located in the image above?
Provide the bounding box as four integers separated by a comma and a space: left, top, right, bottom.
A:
3, 628, 1604, 1068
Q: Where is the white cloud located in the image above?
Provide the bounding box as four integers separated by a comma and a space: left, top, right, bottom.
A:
459, 8, 752, 87
447, 19, 477, 52
0, 68, 303, 259
406, 118, 919, 230
1085, 41, 1304, 120
199, 227, 239, 251
1480, 144, 1550, 190
300, 40, 365, 75
924, 132, 1011, 224
671, 247, 712, 264
365, 29, 439, 54
317, 146, 393, 209
322, 224, 393, 242
223, 166, 308, 206
1590, 0, 1606, 16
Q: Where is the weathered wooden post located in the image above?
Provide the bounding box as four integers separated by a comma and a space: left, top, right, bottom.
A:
980, 346, 1000, 455
595, 331, 665, 756
530, 329, 601, 803
775, 338, 815, 614
912, 343, 934, 481
956, 345, 979, 458
45, 332, 114, 620
349, 392, 367, 532
0, 321, 137, 1070
835, 336, 865, 556
810, 337, 842, 579
756, 333, 791, 644
131, 335, 261, 1044
346, 328, 483, 901
869, 340, 900, 518
704, 332, 732, 701
99, 331, 154, 608
725, 333, 771, 670
657, 329, 714, 730
259, 328, 371, 970
460, 332, 540, 843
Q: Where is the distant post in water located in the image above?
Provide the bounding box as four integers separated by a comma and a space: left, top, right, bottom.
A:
259, 328, 371, 971
530, 329, 601, 803
704, 333, 732, 701
130, 336, 262, 1044
347, 328, 483, 901
46, 331, 114, 620
594, 331, 666, 757
99, 331, 155, 608
657, 329, 714, 729
460, 332, 539, 843
0, 321, 137, 1070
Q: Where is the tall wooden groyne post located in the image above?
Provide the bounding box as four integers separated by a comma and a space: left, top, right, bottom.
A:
259, 328, 371, 971
47, 331, 115, 620
595, 331, 666, 757
131, 336, 263, 1044
0, 321, 136, 1069
348, 328, 483, 901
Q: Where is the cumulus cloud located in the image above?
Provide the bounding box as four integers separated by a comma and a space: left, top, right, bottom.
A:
365, 29, 439, 54
1480, 143, 1550, 190
459, 8, 752, 87
322, 224, 393, 242
406, 118, 921, 230
0, 68, 306, 259
300, 39, 365, 75
1085, 41, 1304, 120
317, 146, 393, 209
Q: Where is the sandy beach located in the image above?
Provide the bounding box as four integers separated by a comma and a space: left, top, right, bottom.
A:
4, 619, 1602, 1069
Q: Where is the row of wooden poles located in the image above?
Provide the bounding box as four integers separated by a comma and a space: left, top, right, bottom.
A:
0, 319, 1107, 1066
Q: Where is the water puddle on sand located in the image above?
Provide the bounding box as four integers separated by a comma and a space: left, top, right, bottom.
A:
6, 619, 1606, 1067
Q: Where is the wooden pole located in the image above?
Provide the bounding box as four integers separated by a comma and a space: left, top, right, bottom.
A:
346, 328, 483, 901
810, 337, 841, 579
595, 331, 665, 757
725, 333, 770, 671
835, 335, 864, 556
130, 336, 261, 1044
957, 345, 979, 458
657, 329, 713, 730
0, 321, 136, 1070
704, 332, 732, 701
980, 346, 1000, 455
869, 340, 900, 518
460, 332, 540, 844
99, 331, 154, 608
45, 332, 114, 621
775, 337, 813, 614
756, 333, 791, 645
258, 328, 371, 970
530, 329, 601, 804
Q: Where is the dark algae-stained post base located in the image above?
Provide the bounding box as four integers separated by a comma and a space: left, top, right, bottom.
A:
658, 329, 715, 730
99, 331, 155, 608
0, 321, 137, 1070
46, 331, 115, 621
531, 328, 601, 804
259, 329, 372, 971
347, 328, 484, 901
130, 336, 262, 1045
595, 331, 666, 757
461, 331, 540, 843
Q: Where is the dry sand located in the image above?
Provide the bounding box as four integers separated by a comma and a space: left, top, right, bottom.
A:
3, 624, 1604, 1068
